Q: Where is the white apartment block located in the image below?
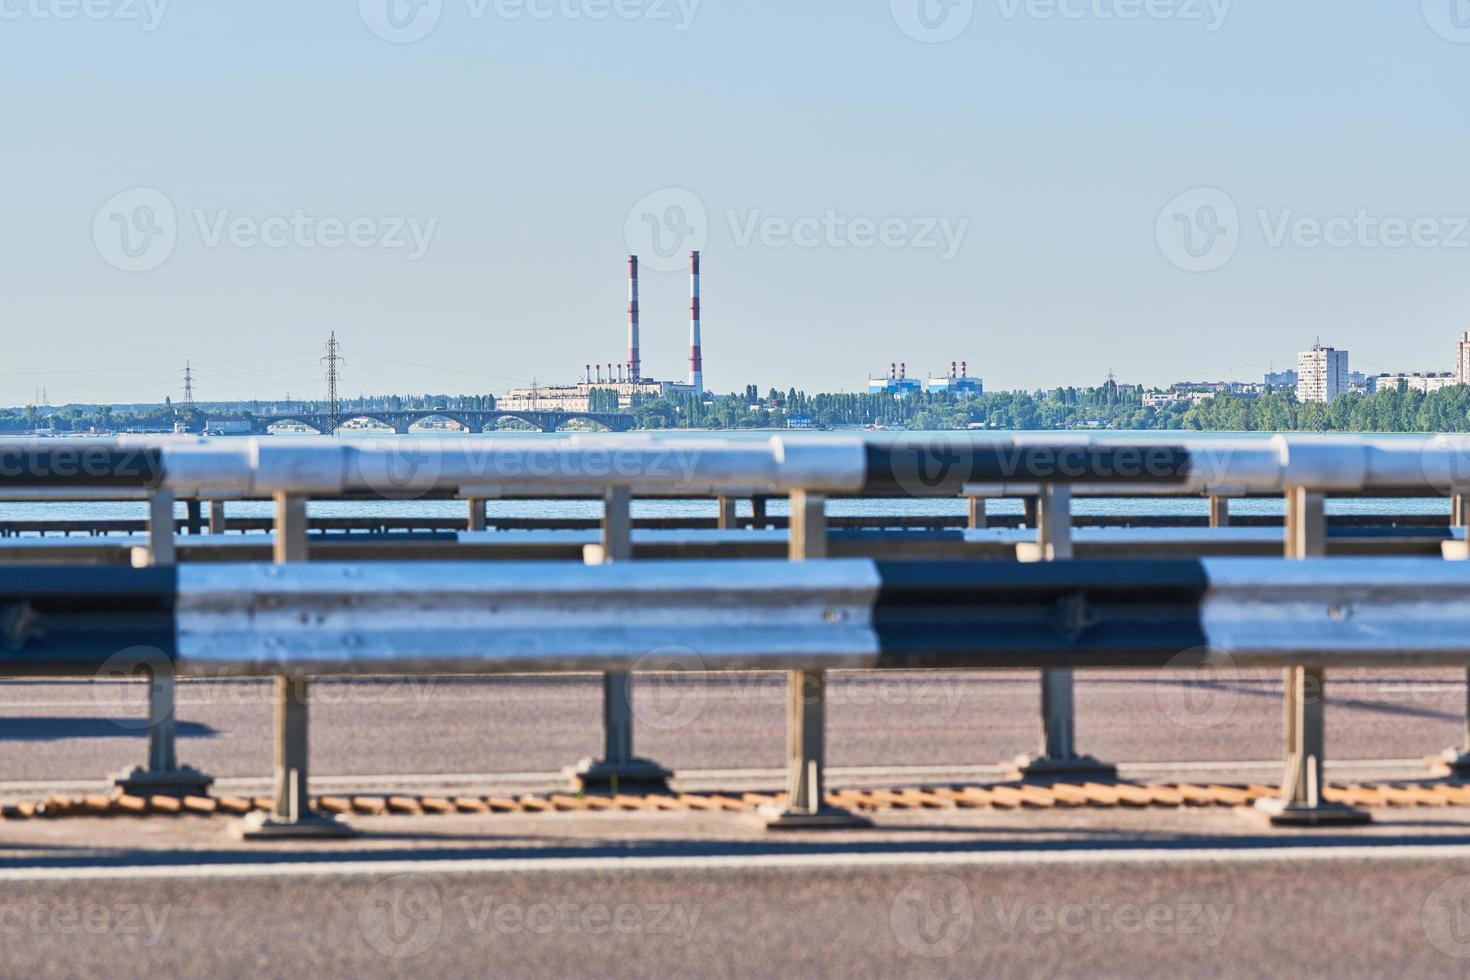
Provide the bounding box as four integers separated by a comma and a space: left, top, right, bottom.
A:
1458, 332, 1470, 385
1369, 372, 1459, 395
1297, 344, 1349, 404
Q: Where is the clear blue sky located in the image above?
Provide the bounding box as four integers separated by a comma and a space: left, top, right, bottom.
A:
3, 1, 1467, 404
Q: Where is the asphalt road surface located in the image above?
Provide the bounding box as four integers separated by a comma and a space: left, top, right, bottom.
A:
4, 808, 1470, 977
4, 669, 1469, 977
0, 669, 1462, 789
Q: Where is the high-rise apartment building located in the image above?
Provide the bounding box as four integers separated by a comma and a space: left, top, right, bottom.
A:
1297, 344, 1349, 404
1458, 332, 1470, 385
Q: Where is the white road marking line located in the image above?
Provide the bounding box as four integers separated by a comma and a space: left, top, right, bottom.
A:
4, 844, 1470, 883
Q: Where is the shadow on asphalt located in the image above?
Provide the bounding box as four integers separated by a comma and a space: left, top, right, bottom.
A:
0, 718, 218, 741
10, 828, 1470, 872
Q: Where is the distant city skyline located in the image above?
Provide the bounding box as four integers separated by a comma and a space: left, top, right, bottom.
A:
3, 5, 1468, 403
12, 322, 1470, 409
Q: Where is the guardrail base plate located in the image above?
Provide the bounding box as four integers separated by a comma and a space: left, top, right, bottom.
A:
112, 766, 213, 799
754, 804, 872, 831
236, 811, 358, 840
1252, 797, 1372, 827
1008, 754, 1118, 784
1429, 750, 1470, 780
568, 758, 673, 796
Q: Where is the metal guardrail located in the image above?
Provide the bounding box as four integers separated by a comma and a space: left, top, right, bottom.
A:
4, 432, 1470, 497
5, 434, 1470, 834
0, 512, 1460, 539
8, 558, 1470, 675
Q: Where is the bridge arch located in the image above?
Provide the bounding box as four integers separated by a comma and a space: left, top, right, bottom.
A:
335, 414, 402, 433
553, 416, 618, 433
401, 411, 479, 433
262, 415, 328, 435
492, 413, 550, 433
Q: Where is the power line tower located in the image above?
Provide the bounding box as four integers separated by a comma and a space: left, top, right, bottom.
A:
321, 332, 343, 434
182, 361, 194, 406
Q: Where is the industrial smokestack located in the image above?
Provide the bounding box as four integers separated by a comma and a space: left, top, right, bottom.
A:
688, 251, 703, 395
900, 362, 907, 381
890, 362, 896, 380
951, 361, 957, 379
586, 364, 592, 384
961, 361, 967, 378
627, 255, 641, 384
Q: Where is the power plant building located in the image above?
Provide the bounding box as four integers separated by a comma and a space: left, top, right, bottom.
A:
501, 251, 704, 412
925, 362, 983, 398
869, 362, 981, 398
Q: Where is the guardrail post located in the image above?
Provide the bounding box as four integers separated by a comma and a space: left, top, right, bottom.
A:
717, 496, 738, 531
1255, 487, 1370, 826
1010, 485, 1117, 782
1022, 495, 1039, 529
967, 496, 988, 530
570, 486, 673, 794
467, 497, 487, 532
113, 488, 212, 798
1209, 496, 1231, 529
240, 493, 354, 838
1437, 493, 1470, 778
752, 495, 769, 530
207, 500, 226, 535
759, 490, 870, 829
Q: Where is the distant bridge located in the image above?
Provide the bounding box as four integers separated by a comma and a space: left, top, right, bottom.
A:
214, 409, 635, 435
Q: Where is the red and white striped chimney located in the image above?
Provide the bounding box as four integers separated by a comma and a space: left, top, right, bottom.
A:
688, 251, 703, 395
627, 255, 641, 384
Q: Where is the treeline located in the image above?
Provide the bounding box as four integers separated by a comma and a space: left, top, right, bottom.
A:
0, 404, 200, 433
626, 383, 1470, 433
0, 393, 498, 433
10, 384, 1470, 434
